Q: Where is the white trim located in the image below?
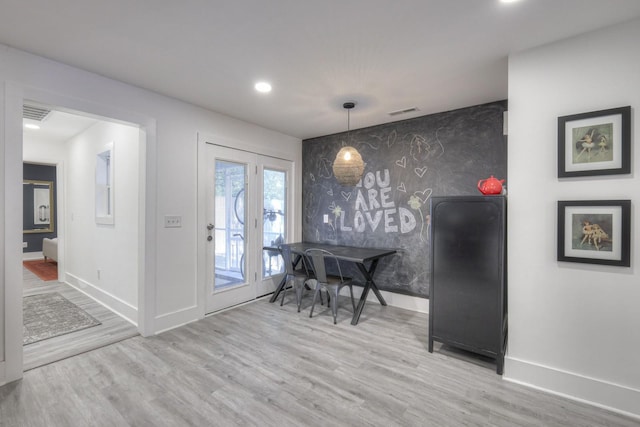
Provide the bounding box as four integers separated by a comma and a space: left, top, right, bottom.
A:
94, 141, 115, 225
347, 286, 429, 313
199, 132, 299, 163
65, 273, 138, 326
154, 304, 201, 334
196, 131, 302, 318
1, 83, 156, 386
22, 251, 44, 261
3, 82, 25, 383
196, 133, 207, 319
17, 85, 157, 337
138, 122, 156, 337
504, 356, 640, 420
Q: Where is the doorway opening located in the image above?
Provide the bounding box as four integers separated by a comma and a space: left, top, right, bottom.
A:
21, 102, 141, 370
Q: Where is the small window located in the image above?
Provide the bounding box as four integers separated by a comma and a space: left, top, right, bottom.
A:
96, 142, 114, 224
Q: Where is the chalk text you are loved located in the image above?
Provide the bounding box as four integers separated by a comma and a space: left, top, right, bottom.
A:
338, 169, 417, 234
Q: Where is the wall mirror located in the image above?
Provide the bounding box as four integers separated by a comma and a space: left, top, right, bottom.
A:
23, 179, 54, 233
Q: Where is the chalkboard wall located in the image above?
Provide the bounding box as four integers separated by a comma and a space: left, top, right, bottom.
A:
301, 100, 507, 297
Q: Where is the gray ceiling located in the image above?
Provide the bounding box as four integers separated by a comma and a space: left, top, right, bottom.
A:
3, 0, 640, 140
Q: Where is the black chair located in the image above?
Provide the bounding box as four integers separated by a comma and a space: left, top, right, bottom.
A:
279, 245, 316, 311
305, 248, 355, 324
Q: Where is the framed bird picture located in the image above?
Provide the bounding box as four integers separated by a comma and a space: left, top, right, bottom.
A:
557, 106, 631, 177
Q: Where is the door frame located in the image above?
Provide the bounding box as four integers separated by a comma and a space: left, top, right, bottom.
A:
197, 132, 301, 317
2, 82, 157, 384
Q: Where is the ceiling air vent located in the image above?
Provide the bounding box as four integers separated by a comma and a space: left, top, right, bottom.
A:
388, 107, 419, 117
23, 105, 51, 121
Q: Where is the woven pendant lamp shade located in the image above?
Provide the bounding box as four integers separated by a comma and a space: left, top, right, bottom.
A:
333, 146, 365, 186
332, 101, 364, 186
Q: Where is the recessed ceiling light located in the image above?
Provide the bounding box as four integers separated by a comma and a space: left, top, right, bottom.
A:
255, 81, 272, 93
500, 0, 521, 3
24, 123, 40, 130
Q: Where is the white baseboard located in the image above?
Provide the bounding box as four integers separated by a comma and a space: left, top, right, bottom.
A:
348, 286, 429, 313
65, 273, 138, 326
152, 289, 427, 336
504, 356, 640, 420
22, 251, 43, 261
154, 305, 201, 334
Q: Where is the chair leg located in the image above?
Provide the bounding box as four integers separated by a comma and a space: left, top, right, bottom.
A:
331, 287, 339, 324
295, 282, 304, 312
280, 279, 288, 306
306, 281, 324, 306
309, 286, 321, 318
349, 285, 355, 312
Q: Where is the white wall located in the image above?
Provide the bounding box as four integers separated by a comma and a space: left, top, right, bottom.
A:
64, 121, 140, 322
0, 82, 5, 369
23, 138, 67, 164
506, 19, 640, 418
0, 44, 302, 385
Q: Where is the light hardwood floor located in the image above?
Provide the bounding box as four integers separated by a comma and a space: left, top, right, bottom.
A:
22, 267, 139, 371
2, 293, 638, 426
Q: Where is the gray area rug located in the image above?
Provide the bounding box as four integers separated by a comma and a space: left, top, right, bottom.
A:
23, 292, 101, 345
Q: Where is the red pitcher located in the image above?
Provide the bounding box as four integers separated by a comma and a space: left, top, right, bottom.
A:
477, 176, 504, 195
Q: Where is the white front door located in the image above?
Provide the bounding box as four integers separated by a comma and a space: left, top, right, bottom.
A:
204, 144, 292, 313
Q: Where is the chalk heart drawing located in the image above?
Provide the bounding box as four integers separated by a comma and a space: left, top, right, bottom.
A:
414, 166, 428, 178
414, 188, 433, 204
327, 188, 333, 196
397, 182, 407, 193
395, 156, 407, 168
341, 191, 352, 202
310, 173, 316, 182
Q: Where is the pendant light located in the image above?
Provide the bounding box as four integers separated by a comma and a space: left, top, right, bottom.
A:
333, 102, 365, 186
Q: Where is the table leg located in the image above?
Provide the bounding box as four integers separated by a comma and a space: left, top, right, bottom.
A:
269, 275, 287, 303
352, 283, 370, 325
351, 261, 387, 325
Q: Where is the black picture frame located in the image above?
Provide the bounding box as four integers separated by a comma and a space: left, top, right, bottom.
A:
557, 200, 631, 267
558, 106, 631, 177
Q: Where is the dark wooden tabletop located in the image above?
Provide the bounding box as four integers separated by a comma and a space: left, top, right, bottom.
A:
274, 242, 397, 264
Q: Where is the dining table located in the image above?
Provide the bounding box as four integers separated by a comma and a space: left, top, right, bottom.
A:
267, 242, 397, 325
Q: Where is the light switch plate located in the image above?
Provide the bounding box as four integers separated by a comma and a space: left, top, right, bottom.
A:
164, 215, 182, 228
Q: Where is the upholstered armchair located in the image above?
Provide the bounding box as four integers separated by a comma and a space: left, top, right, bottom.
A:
42, 237, 58, 262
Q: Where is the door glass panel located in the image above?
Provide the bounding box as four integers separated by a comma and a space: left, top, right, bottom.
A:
262, 168, 286, 277
214, 160, 246, 290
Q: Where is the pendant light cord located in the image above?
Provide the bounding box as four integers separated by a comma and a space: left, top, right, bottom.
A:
343, 101, 355, 144
347, 108, 351, 142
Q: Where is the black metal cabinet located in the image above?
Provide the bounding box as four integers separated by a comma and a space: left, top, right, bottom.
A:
428, 196, 507, 374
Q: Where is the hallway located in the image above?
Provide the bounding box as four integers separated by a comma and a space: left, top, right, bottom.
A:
23, 267, 138, 371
